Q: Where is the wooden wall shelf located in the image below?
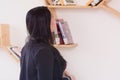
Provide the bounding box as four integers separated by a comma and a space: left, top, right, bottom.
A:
46, 0, 120, 18
46, 0, 106, 8
54, 44, 78, 48
47, 5, 93, 8
46, 0, 120, 48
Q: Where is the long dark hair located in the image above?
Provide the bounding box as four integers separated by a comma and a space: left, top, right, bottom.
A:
26, 6, 53, 44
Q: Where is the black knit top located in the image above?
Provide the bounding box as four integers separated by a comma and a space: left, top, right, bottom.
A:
20, 41, 66, 80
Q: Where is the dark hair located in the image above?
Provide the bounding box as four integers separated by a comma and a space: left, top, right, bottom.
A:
26, 6, 53, 44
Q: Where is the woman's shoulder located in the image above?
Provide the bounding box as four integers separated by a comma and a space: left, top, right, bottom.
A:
21, 42, 51, 55
25, 41, 49, 48
21, 41, 60, 57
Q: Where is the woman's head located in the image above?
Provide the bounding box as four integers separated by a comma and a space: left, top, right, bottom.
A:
26, 6, 53, 44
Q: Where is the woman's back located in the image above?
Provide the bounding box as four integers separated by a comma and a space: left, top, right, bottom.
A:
20, 41, 66, 80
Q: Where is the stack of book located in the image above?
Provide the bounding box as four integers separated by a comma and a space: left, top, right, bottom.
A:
52, 19, 74, 45
46, 0, 76, 6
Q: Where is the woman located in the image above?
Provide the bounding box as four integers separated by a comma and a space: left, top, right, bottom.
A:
19, 6, 74, 80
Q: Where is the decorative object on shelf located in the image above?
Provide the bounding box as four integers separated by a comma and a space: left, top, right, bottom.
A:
46, 0, 76, 6
53, 0, 62, 5
46, 0, 64, 5
63, 0, 76, 5
88, 0, 103, 6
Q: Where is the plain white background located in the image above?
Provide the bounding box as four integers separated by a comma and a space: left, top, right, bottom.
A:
0, 0, 120, 80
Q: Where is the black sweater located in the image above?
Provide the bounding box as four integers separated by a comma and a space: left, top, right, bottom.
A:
20, 41, 66, 80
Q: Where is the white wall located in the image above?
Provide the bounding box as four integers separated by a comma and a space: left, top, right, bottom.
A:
0, 48, 20, 80
0, 0, 45, 46
0, 0, 120, 80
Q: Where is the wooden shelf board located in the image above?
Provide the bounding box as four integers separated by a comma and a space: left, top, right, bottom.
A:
47, 5, 93, 8
53, 44, 78, 48
46, 0, 106, 9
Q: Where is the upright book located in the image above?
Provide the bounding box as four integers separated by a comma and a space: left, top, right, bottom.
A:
61, 21, 74, 44
56, 19, 64, 44
53, 20, 60, 44
57, 19, 69, 44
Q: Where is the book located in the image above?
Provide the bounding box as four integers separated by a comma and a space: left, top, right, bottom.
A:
57, 19, 69, 44
52, 19, 74, 45
56, 20, 64, 44
62, 21, 74, 44
7, 46, 21, 60
53, 22, 60, 44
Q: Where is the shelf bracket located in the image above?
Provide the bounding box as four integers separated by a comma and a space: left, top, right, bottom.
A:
99, 0, 120, 17
101, 4, 120, 18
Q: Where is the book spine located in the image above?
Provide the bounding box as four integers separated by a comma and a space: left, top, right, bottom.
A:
56, 20, 64, 44
53, 22, 60, 44
63, 21, 73, 44
57, 19, 68, 44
